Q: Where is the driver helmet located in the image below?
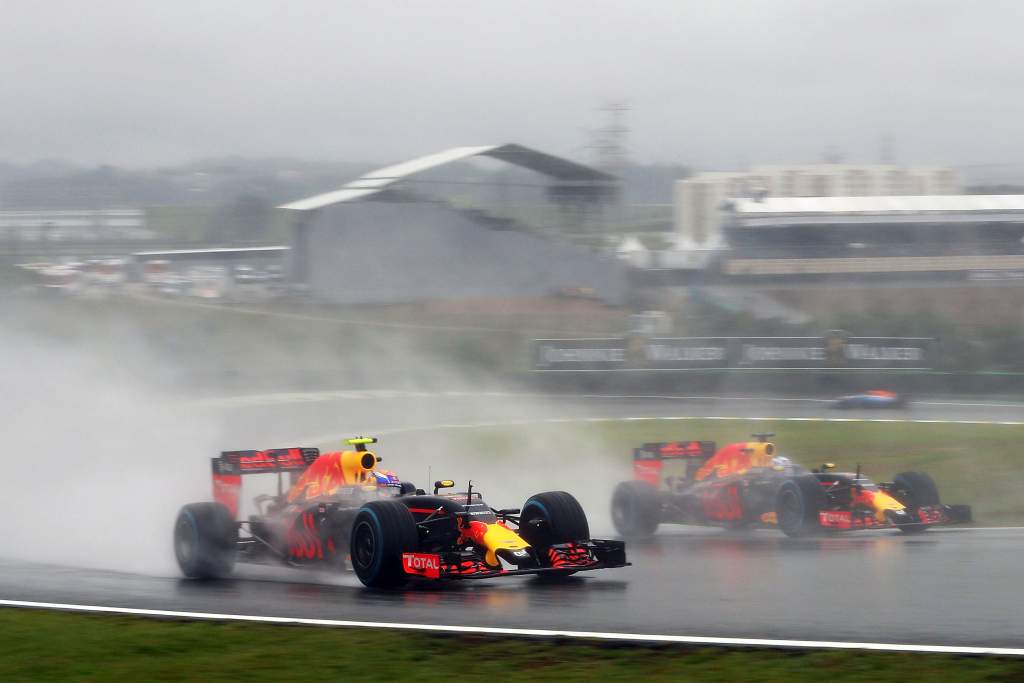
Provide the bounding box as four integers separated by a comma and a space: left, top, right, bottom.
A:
373, 470, 401, 489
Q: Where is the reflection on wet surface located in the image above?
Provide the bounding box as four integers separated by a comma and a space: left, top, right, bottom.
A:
4, 526, 1024, 646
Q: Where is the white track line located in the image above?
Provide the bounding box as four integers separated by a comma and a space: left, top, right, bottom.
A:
295, 414, 1024, 454
931, 526, 1024, 532
199, 390, 1024, 410
382, 415, 1024, 432
1, 600, 1021, 656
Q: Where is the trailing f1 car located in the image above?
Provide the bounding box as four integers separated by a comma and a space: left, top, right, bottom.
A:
174, 437, 627, 588
830, 389, 908, 410
611, 435, 971, 538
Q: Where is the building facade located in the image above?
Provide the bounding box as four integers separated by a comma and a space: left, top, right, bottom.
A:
675, 164, 961, 246
722, 194, 1024, 281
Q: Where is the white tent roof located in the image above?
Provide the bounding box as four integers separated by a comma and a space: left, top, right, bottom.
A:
278, 144, 613, 211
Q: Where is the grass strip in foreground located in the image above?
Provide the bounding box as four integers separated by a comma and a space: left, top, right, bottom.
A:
2, 608, 1023, 682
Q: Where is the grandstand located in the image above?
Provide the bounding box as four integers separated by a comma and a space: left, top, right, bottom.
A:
723, 195, 1024, 280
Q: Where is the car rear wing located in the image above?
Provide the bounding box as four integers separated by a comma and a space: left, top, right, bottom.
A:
633, 441, 716, 486
212, 447, 320, 517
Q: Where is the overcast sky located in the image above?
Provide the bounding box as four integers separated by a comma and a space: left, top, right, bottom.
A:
3, 1, 1023, 172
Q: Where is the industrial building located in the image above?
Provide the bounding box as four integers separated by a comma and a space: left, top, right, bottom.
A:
723, 194, 1024, 280
278, 144, 627, 305
675, 164, 960, 248
0, 209, 151, 242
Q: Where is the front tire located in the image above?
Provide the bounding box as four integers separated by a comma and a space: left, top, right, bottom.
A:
611, 480, 661, 537
520, 491, 590, 577
174, 502, 238, 579
893, 471, 941, 506
775, 476, 825, 538
350, 500, 419, 588
892, 471, 941, 534
520, 491, 590, 547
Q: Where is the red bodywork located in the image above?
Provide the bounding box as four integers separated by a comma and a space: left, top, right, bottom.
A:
212, 448, 316, 517
818, 505, 955, 530
632, 441, 716, 486
210, 446, 400, 566
402, 542, 599, 580
700, 482, 745, 521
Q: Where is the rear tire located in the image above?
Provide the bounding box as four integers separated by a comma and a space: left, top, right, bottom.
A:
174, 502, 238, 579
611, 481, 661, 537
350, 500, 419, 588
775, 476, 826, 538
893, 471, 941, 534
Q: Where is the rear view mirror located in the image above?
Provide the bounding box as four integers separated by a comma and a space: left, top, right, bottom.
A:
434, 480, 455, 494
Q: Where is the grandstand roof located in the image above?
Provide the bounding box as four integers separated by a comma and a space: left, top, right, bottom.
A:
134, 246, 289, 257
279, 144, 614, 212
728, 195, 1024, 227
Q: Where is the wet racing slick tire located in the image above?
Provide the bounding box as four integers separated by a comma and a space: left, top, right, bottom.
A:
520, 491, 590, 577
611, 480, 661, 537
775, 475, 826, 538
521, 491, 590, 546
174, 502, 238, 579
350, 499, 419, 588
892, 471, 941, 534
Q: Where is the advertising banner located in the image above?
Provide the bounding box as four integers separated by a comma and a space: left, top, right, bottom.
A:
533, 334, 934, 371
643, 338, 730, 369
735, 337, 828, 368
839, 337, 932, 369
533, 338, 628, 371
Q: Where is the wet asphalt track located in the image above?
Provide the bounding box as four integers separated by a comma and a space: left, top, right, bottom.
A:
5, 393, 1024, 647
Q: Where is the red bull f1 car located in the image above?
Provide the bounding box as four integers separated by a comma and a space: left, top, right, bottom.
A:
174, 437, 628, 588
611, 434, 972, 538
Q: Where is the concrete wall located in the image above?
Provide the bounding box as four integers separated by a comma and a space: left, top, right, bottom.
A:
301, 199, 627, 305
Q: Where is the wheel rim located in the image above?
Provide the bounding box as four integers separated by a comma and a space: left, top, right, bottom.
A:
896, 487, 916, 509
522, 506, 551, 547
352, 521, 376, 570
778, 489, 802, 530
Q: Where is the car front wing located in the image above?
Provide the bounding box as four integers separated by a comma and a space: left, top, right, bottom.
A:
401, 539, 629, 581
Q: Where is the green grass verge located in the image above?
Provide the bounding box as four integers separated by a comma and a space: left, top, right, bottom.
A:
377, 419, 1024, 524
2, 609, 1023, 682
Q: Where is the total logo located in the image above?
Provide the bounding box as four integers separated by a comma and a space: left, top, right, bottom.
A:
402, 552, 441, 578
819, 510, 852, 527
